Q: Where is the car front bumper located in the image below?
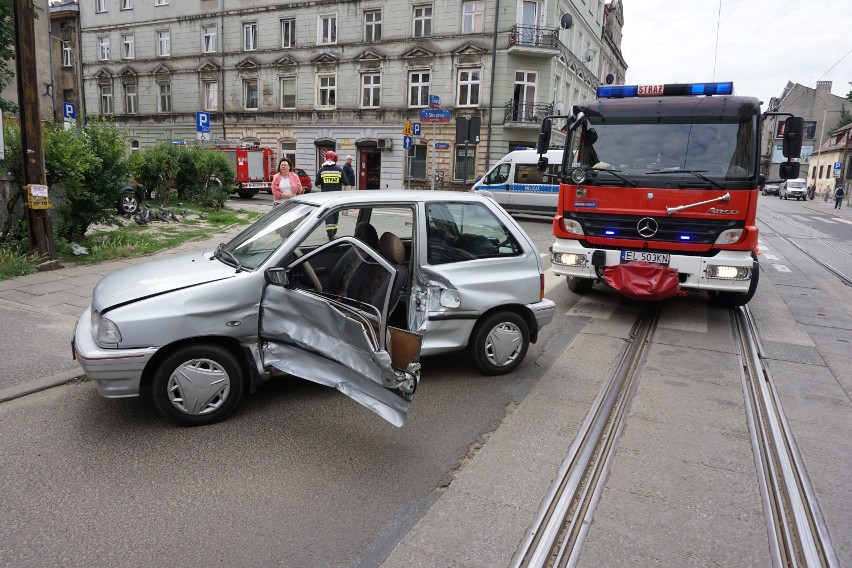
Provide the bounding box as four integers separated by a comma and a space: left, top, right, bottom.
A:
786, 191, 806, 198
551, 240, 754, 293
73, 308, 156, 398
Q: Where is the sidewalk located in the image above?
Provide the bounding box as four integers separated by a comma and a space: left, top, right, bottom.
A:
0, 223, 247, 402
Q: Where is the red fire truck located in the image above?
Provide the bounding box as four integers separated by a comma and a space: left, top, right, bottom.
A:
212, 145, 277, 198
536, 81, 803, 306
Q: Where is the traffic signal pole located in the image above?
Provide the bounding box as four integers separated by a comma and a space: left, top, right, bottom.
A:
13, 0, 59, 266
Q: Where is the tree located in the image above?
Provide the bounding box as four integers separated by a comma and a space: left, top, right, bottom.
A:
833, 105, 852, 133
0, 0, 17, 114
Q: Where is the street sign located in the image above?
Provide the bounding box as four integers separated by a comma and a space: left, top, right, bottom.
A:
834, 161, 842, 171
197, 131, 211, 141
412, 122, 421, 136
403, 120, 413, 136
420, 108, 451, 122
429, 95, 441, 108
403, 135, 412, 149
62, 102, 76, 120
196, 111, 210, 133
434, 142, 450, 149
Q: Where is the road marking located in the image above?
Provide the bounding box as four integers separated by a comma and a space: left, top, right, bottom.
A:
763, 254, 779, 261
812, 217, 837, 224
773, 264, 791, 273
831, 217, 852, 225
568, 294, 620, 319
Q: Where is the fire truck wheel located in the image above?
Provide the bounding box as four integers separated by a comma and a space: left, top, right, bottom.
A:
567, 276, 594, 294
237, 189, 256, 199
707, 256, 759, 307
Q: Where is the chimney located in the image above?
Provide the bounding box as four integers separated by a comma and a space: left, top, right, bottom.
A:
816, 80, 832, 94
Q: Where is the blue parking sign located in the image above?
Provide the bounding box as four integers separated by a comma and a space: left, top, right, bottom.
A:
412, 123, 421, 136
196, 111, 210, 133
63, 102, 76, 120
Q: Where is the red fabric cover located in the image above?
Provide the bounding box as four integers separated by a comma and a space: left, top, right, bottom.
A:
603, 261, 680, 301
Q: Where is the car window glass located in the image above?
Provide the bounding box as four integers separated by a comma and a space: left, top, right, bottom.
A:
485, 163, 510, 184
426, 201, 521, 265
223, 201, 316, 270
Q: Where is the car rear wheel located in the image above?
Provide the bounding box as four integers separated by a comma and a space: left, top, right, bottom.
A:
469, 311, 530, 375
118, 191, 140, 215
567, 275, 594, 294
151, 345, 244, 426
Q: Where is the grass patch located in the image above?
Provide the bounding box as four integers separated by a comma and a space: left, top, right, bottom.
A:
0, 203, 261, 279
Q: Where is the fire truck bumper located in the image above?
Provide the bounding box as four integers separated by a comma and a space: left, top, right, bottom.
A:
549, 240, 755, 293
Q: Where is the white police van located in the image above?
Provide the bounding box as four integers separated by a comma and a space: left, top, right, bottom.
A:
472, 149, 563, 218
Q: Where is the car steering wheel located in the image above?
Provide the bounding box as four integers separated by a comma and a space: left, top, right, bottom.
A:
293, 249, 322, 292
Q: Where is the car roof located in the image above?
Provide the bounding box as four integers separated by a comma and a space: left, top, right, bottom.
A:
292, 190, 494, 206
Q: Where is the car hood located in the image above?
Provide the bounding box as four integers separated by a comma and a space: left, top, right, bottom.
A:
93, 252, 239, 313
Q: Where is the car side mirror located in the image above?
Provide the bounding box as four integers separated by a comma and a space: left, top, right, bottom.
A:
265, 267, 289, 286
537, 156, 549, 174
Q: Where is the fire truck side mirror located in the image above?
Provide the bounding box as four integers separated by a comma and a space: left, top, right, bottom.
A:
536, 118, 552, 155
778, 161, 801, 180
782, 117, 804, 159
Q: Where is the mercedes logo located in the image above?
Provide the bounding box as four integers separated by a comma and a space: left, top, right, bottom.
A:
636, 217, 658, 238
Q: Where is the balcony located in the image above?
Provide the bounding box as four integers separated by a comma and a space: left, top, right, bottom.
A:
503, 100, 553, 127
507, 25, 560, 56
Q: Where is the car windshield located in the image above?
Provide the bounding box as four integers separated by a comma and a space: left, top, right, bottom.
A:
572, 114, 757, 185
217, 201, 316, 270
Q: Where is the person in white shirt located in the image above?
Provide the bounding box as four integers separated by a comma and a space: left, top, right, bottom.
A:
271, 158, 303, 205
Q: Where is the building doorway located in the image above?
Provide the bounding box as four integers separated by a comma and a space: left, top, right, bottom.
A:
360, 149, 382, 189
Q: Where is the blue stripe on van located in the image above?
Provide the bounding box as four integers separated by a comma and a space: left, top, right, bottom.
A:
477, 183, 560, 193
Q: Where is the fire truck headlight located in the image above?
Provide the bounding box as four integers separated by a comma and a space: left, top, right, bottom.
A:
571, 168, 587, 184
715, 229, 744, 245
552, 252, 587, 267
706, 265, 751, 281
561, 219, 585, 236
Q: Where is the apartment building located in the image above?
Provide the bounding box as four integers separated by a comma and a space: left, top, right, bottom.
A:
78, 0, 623, 189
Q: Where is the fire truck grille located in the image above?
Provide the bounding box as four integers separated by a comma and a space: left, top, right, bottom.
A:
568, 212, 743, 244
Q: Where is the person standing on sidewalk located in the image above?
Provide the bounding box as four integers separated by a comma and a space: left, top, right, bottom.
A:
315, 151, 346, 239
271, 158, 303, 206
343, 155, 356, 191
834, 184, 845, 209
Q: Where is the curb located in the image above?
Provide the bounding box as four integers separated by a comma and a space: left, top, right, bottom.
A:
0, 368, 87, 404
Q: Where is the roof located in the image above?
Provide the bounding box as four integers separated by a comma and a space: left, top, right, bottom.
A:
293, 190, 488, 206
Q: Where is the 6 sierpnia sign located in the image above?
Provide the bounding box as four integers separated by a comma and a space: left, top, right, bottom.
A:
26, 184, 51, 209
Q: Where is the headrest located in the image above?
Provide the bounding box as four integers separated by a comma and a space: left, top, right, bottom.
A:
354, 222, 379, 249
379, 232, 405, 264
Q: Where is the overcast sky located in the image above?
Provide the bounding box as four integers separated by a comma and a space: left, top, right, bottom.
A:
620, 0, 852, 109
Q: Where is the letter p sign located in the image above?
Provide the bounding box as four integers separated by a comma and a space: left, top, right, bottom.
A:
196, 111, 210, 133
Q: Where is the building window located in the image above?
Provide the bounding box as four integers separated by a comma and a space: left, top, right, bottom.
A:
243, 22, 258, 51
280, 77, 296, 109
98, 37, 110, 61
413, 5, 432, 38
204, 81, 218, 110
155, 0, 169, 5
130, 140, 140, 153
364, 10, 382, 42
157, 31, 170, 56
244, 79, 258, 110
408, 144, 427, 179
122, 35, 134, 59
280, 19, 296, 48
317, 74, 336, 108
457, 68, 481, 106
361, 73, 381, 108
99, 85, 113, 114
121, 0, 133, 9
318, 14, 337, 45
61, 42, 72, 67
96, 0, 107, 13
281, 142, 296, 166
453, 145, 476, 181
124, 84, 137, 114
462, 1, 484, 33
409, 71, 430, 107
202, 26, 217, 53
158, 83, 172, 112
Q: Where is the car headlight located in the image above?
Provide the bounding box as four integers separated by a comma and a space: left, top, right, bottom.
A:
91, 310, 122, 344
714, 229, 743, 245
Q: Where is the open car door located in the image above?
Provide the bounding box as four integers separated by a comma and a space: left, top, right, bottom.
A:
260, 238, 421, 427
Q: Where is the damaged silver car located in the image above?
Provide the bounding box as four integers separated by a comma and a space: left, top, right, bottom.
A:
73, 191, 556, 426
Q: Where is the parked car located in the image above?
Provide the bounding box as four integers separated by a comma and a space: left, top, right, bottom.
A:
74, 191, 555, 427
762, 183, 780, 196
116, 180, 145, 215
780, 178, 807, 200
264, 168, 313, 195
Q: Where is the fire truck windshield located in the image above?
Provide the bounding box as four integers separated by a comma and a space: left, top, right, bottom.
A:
572, 116, 757, 187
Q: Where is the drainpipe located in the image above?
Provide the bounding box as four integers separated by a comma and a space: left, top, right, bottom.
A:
220, 0, 227, 141
485, 0, 500, 168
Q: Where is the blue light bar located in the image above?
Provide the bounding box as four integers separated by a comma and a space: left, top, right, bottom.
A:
597, 82, 734, 99
605, 230, 617, 236
680, 235, 691, 241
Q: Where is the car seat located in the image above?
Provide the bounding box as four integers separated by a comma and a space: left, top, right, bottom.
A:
350, 232, 408, 314
330, 223, 380, 295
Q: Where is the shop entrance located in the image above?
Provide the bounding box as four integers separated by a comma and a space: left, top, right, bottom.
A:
359, 149, 382, 189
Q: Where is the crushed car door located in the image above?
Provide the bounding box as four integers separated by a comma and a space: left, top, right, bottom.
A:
259, 237, 421, 427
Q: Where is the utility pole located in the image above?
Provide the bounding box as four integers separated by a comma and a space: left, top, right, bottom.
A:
13, 0, 59, 267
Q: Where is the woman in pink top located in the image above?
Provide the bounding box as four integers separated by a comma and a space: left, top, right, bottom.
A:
271, 158, 303, 205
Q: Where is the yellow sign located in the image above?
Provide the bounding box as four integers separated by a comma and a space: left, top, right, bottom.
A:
26, 184, 51, 210
402, 120, 413, 136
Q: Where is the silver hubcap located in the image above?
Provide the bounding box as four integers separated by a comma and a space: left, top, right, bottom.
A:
167, 358, 231, 416
484, 322, 523, 367
123, 196, 138, 213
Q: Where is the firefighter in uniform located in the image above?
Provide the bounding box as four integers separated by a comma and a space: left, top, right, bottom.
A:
315, 151, 346, 240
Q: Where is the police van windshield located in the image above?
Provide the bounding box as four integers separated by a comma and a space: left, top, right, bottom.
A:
572, 116, 757, 184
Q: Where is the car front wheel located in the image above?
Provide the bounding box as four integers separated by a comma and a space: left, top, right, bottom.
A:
152, 345, 244, 426
118, 191, 140, 215
567, 275, 594, 294
469, 311, 530, 375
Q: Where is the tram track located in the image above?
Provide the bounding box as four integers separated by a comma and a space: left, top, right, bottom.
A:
731, 306, 839, 567
510, 303, 661, 568
759, 216, 852, 287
